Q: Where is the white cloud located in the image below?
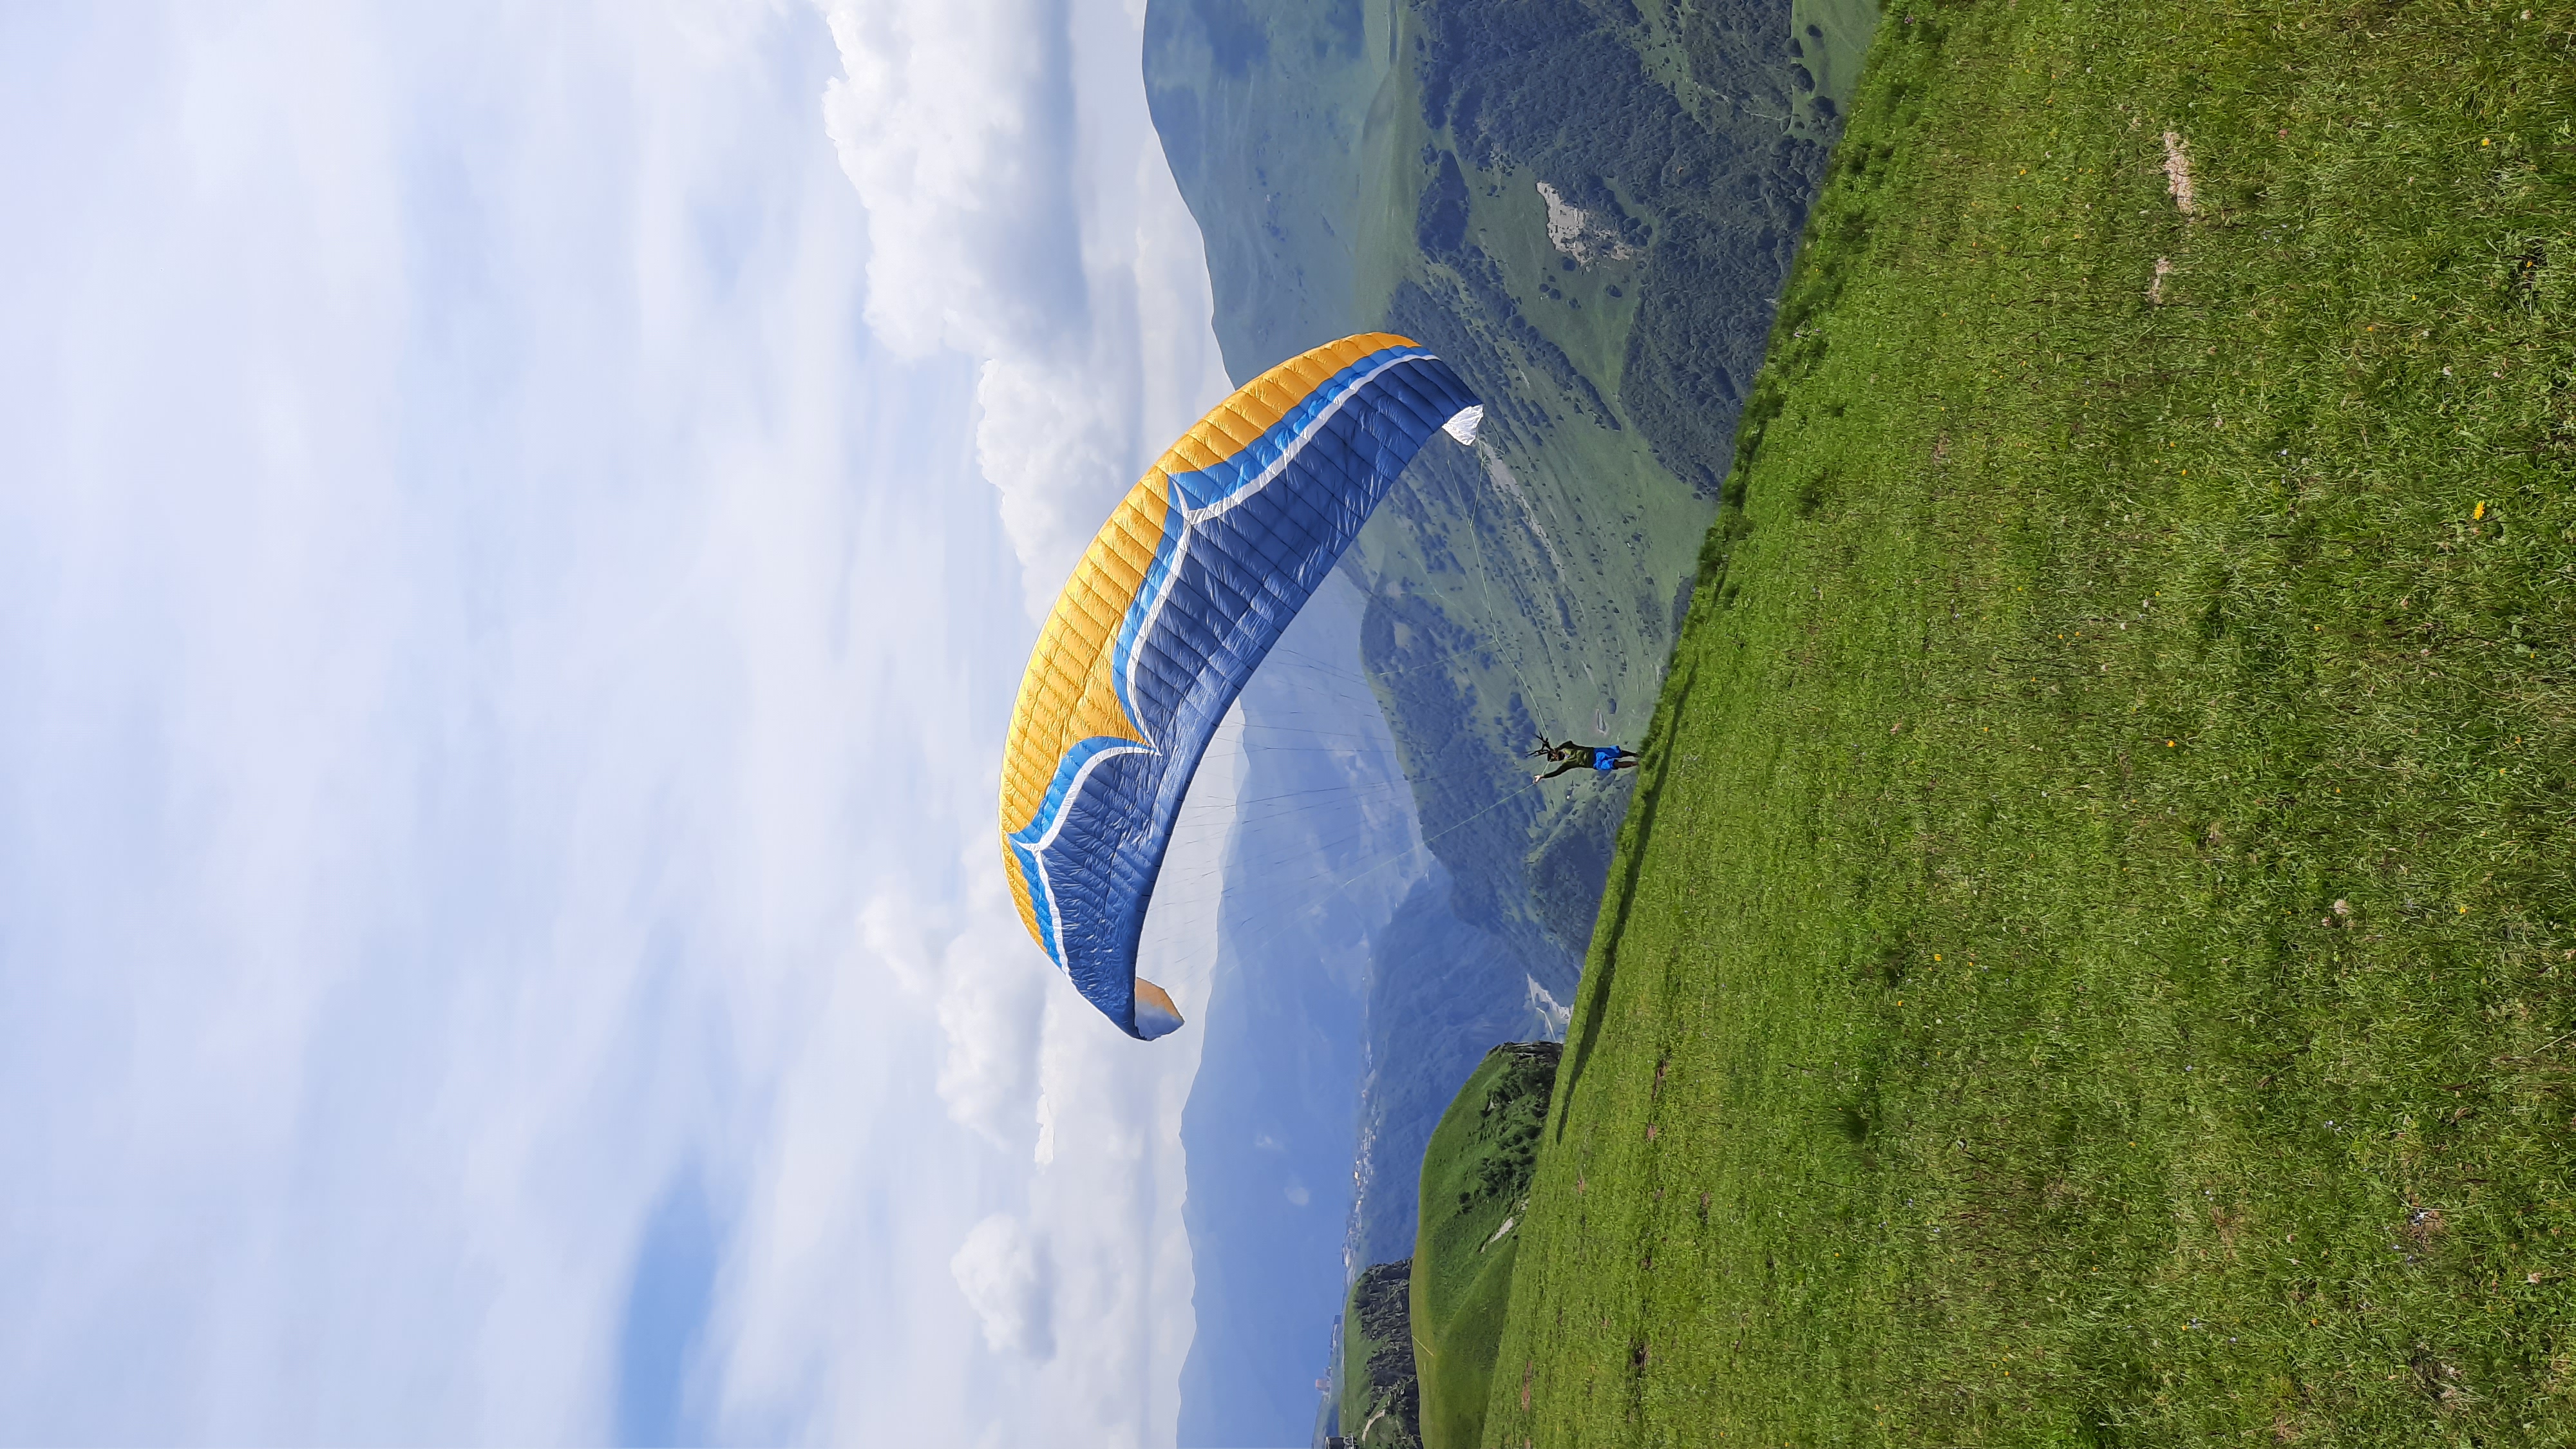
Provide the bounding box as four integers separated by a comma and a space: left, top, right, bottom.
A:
0, 0, 1063, 1443
952, 1213, 1057, 1358
820, 0, 1088, 361
0, 0, 1235, 1443
819, 0, 1233, 597
932, 853, 1051, 1150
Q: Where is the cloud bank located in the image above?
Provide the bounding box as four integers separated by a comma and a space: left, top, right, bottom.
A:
953, 1213, 1057, 1358
820, 0, 1234, 598
0, 0, 1231, 1444
743, 4, 1239, 1444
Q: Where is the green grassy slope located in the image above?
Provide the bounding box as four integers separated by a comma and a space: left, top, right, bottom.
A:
1488, 2, 2576, 1444
1788, 0, 1880, 141
1411, 1043, 1560, 1448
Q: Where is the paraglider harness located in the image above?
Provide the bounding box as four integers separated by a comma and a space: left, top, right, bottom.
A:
1527, 736, 1637, 779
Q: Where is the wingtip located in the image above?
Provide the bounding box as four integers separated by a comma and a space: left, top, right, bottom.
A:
1133, 977, 1186, 1041
1441, 404, 1484, 446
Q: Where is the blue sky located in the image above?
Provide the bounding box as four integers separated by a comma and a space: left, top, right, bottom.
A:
0, 0, 1255, 1442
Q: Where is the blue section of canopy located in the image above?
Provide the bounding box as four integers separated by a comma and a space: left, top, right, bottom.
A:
1012, 343, 1479, 1037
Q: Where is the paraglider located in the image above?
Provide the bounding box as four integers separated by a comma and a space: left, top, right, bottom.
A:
1528, 737, 1640, 781
998, 332, 1483, 1039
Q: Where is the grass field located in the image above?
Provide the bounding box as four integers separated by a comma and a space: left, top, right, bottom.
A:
1787, 0, 1882, 140
1412, 1043, 1559, 1448
1485, 1, 2576, 1444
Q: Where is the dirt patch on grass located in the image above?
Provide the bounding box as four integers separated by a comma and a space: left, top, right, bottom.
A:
2403, 1206, 2445, 1252
2163, 131, 2198, 214
2211, 1200, 2247, 1251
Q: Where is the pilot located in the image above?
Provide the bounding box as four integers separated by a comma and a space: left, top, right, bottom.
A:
1530, 735, 1640, 781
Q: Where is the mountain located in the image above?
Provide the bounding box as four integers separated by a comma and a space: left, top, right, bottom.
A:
1144, 0, 1869, 1437
1337, 1259, 1421, 1448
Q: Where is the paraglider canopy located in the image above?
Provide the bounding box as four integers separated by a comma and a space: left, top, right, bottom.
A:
998, 333, 1482, 1038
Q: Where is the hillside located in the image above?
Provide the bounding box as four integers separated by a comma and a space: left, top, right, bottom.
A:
1146, 0, 1875, 1278
1490, 1, 2576, 1444
1407, 1041, 1559, 1449
1340, 1260, 1423, 1448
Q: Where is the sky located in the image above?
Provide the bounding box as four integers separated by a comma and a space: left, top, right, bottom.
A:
0, 0, 1251, 1442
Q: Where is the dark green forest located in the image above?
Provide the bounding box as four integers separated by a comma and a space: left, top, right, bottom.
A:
1399, 0, 1833, 495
